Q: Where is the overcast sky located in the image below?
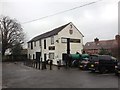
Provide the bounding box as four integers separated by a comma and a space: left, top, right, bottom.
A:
0, 0, 119, 48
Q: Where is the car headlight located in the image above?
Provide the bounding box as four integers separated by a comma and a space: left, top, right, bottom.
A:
91, 64, 94, 67
80, 65, 83, 67
118, 62, 120, 66
115, 66, 118, 69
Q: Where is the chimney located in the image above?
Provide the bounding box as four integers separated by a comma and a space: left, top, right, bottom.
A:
115, 35, 120, 41
94, 38, 99, 43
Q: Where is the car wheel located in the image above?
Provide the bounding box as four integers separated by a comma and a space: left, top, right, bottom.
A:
115, 71, 119, 76
99, 67, 106, 74
91, 70, 95, 73
115, 72, 118, 76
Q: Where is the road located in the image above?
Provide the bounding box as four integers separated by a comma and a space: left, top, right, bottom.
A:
2, 62, 119, 88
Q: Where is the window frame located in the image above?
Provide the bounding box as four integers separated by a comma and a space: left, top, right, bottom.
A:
39, 40, 41, 46
51, 36, 54, 44
61, 37, 67, 43
33, 54, 35, 60
31, 42, 33, 49
28, 43, 30, 48
49, 46, 55, 50
49, 53, 54, 59
44, 39, 46, 49
34, 41, 36, 47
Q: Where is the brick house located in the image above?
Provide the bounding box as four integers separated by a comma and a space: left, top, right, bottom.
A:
83, 35, 120, 58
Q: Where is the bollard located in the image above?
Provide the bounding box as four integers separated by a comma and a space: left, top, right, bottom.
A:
41, 61, 44, 70
34, 61, 35, 68
65, 61, 68, 69
50, 60, 53, 70
57, 61, 60, 70
32, 61, 34, 67
44, 61, 47, 69
38, 61, 40, 70
30, 61, 31, 67
41, 58, 43, 70
43, 61, 46, 69
57, 60, 61, 70
36, 61, 38, 69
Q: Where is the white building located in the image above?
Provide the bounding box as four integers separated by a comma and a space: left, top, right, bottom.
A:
27, 22, 84, 65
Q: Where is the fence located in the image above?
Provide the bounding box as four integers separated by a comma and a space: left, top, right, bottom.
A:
2, 54, 27, 62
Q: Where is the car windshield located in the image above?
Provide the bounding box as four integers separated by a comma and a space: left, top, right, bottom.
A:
89, 55, 98, 61
99, 56, 111, 60
111, 56, 117, 61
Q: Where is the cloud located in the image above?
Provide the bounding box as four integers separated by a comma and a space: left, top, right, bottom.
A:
2, 0, 119, 47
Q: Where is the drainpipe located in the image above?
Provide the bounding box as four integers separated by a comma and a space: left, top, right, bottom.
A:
66, 38, 70, 68
67, 38, 70, 54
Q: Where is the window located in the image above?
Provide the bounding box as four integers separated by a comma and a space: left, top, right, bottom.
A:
39, 40, 41, 46
31, 42, 33, 49
61, 38, 81, 43
87, 44, 90, 46
61, 38, 67, 43
33, 54, 35, 60
49, 46, 55, 50
29, 54, 31, 59
70, 39, 81, 43
99, 56, 111, 60
44, 39, 46, 49
51, 36, 54, 44
28, 43, 30, 48
89, 55, 98, 61
34, 41, 36, 47
44, 53, 46, 61
49, 53, 54, 59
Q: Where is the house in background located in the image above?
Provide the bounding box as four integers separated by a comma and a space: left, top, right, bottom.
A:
83, 35, 120, 58
27, 22, 84, 65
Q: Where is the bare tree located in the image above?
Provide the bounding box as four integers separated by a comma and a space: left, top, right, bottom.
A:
0, 16, 25, 56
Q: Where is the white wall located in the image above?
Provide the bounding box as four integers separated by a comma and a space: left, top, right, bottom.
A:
58, 22, 83, 60
27, 40, 41, 59
40, 35, 59, 65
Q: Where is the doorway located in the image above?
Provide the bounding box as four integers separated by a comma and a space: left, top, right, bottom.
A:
36, 52, 41, 61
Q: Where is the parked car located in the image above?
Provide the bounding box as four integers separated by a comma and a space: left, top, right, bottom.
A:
89, 55, 117, 73
115, 61, 120, 76
79, 58, 90, 70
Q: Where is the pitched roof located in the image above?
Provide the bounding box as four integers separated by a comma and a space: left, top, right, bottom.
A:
84, 39, 118, 50
28, 22, 70, 42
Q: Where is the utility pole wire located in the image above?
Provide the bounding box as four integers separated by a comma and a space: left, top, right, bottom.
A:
22, 0, 102, 24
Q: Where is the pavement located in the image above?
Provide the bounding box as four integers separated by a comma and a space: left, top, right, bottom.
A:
2, 62, 119, 88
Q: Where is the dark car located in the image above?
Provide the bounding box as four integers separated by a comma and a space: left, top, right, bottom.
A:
79, 58, 90, 70
115, 61, 120, 76
89, 55, 117, 73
